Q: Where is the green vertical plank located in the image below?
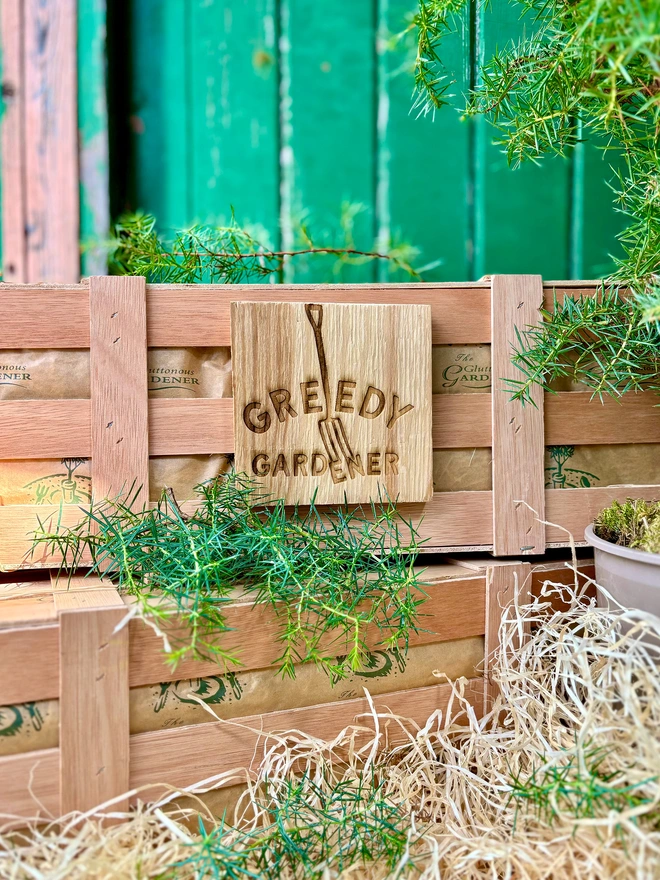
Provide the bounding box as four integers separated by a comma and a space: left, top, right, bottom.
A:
572, 136, 627, 280
189, 0, 279, 243
474, 0, 571, 279
130, 0, 190, 228
78, 0, 109, 275
282, 0, 377, 282
381, 0, 472, 282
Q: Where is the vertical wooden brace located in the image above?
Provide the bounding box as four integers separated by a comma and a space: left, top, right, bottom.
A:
90, 276, 149, 506
483, 561, 532, 710
1, 0, 27, 282
58, 589, 129, 816
491, 275, 545, 555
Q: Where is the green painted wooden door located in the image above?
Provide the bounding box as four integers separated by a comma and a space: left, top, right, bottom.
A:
118, 0, 625, 282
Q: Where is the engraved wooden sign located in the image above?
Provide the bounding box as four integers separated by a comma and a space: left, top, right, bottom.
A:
231, 301, 432, 505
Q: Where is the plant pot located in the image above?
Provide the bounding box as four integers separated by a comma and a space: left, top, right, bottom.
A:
585, 524, 660, 615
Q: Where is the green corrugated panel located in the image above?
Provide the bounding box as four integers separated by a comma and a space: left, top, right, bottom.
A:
281, 0, 377, 282
381, 0, 472, 281
474, 1, 572, 279
572, 136, 627, 280
189, 0, 279, 242
131, 0, 190, 228
78, 0, 109, 275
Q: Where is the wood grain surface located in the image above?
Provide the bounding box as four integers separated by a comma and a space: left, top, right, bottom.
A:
232, 301, 433, 504
128, 680, 484, 796
59, 591, 129, 815
90, 276, 149, 506
0, 573, 486, 705
491, 275, 546, 555
0, 680, 483, 821
0, 282, 602, 350
0, 391, 658, 460
483, 562, 531, 708
23, 0, 79, 282
0, 0, 27, 283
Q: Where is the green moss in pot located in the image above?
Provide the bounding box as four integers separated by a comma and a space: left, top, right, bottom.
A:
585, 499, 660, 615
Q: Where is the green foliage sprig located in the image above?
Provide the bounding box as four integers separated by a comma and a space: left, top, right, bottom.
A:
35, 475, 427, 679
509, 743, 657, 827
414, 0, 660, 397
110, 210, 421, 284
171, 774, 414, 880
509, 289, 660, 402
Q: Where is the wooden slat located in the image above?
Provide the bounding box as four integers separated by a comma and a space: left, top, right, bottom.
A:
5, 484, 660, 571
0, 281, 604, 349
545, 485, 660, 544
1, 391, 658, 461
0, 0, 27, 282
1, 287, 89, 347
0, 680, 483, 821
90, 276, 149, 506
127, 575, 486, 688
59, 592, 129, 815
0, 624, 58, 704
129, 680, 484, 795
483, 562, 531, 708
491, 276, 545, 555
0, 748, 60, 824
0, 391, 658, 460
0, 400, 91, 458
0, 573, 486, 705
433, 395, 490, 448
545, 392, 660, 445
148, 397, 234, 455
23, 0, 79, 282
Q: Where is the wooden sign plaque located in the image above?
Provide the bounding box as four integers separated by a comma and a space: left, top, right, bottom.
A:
231, 301, 433, 505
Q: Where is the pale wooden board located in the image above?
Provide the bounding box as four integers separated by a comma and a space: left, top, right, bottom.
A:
90, 276, 149, 506
231, 302, 433, 505
5, 485, 660, 570
0, 624, 59, 706
0, 0, 27, 283
23, 0, 79, 282
0, 594, 55, 625
0, 573, 486, 705
129, 680, 484, 796
544, 392, 660, 445
545, 485, 660, 543
0, 491, 489, 568
0, 748, 60, 825
0, 282, 602, 350
127, 575, 486, 688
59, 593, 129, 815
491, 276, 546, 555
483, 562, 531, 709
1, 391, 659, 461
0, 680, 483, 821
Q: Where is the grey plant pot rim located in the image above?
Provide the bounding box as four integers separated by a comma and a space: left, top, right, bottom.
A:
585, 523, 660, 566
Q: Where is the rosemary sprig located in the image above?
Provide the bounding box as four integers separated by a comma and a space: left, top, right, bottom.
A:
413, 0, 660, 393
509, 743, 657, 828
34, 474, 428, 680
508, 289, 660, 403
170, 773, 415, 880
110, 210, 422, 284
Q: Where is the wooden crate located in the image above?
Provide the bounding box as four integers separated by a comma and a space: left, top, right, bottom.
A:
0, 557, 593, 822
0, 275, 659, 565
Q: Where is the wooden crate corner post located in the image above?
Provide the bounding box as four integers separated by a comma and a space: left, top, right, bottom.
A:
483, 561, 532, 709
58, 587, 130, 816
490, 275, 546, 556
